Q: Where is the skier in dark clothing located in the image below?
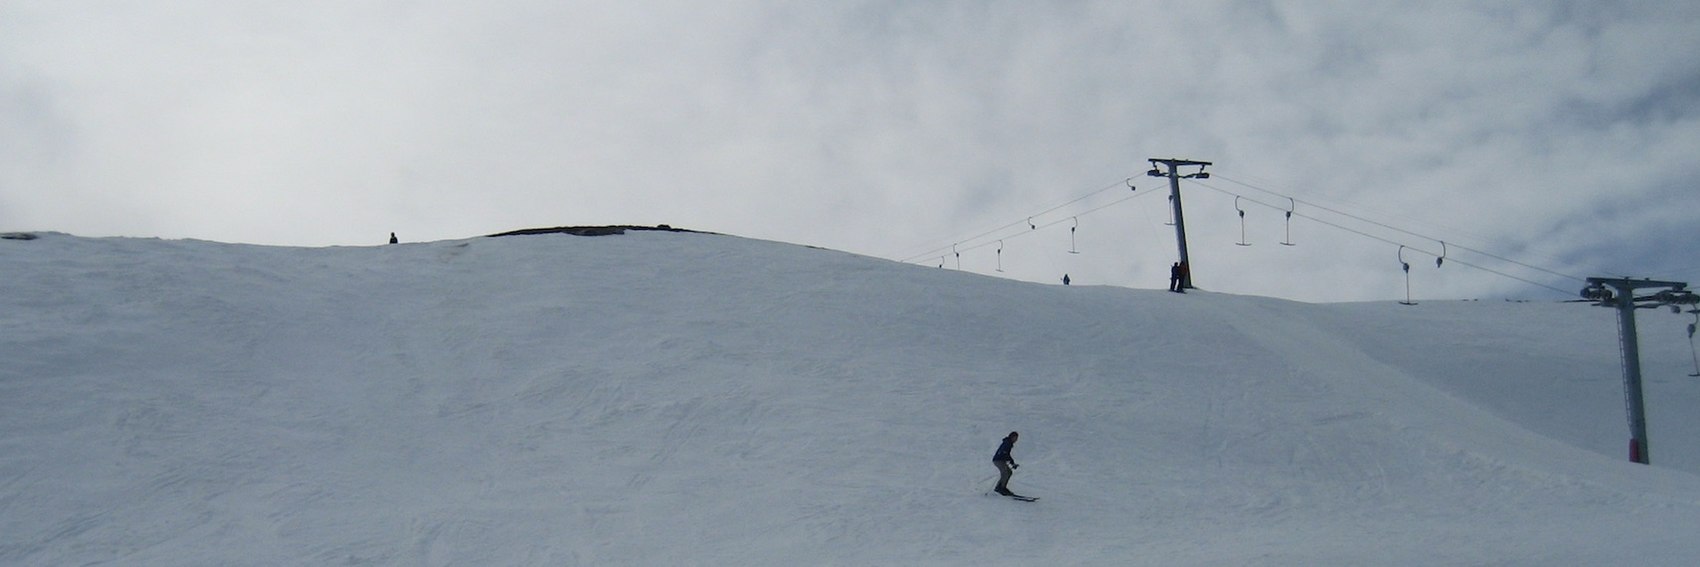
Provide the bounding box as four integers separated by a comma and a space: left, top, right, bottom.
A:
992, 431, 1020, 496
1169, 262, 1183, 292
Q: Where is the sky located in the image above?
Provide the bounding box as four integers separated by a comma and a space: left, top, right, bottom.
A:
3, 1, 1698, 302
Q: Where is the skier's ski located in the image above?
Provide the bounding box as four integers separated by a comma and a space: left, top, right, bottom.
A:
987, 491, 1039, 502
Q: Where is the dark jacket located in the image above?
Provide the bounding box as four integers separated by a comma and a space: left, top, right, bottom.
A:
993, 436, 1016, 463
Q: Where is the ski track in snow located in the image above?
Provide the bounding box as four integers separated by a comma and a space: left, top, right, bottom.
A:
4, 231, 1700, 565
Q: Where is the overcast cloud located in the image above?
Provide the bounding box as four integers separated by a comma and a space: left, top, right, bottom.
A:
3, 1, 1697, 302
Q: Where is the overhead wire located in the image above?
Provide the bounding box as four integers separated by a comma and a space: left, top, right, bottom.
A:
891, 166, 1600, 299
940, 191, 1155, 259
1189, 178, 1582, 296
1214, 174, 1585, 283
897, 177, 1147, 264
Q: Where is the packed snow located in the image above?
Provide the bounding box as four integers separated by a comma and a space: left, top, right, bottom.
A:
4, 230, 1700, 565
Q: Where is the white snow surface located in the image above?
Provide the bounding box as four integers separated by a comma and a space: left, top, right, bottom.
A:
5, 230, 1700, 565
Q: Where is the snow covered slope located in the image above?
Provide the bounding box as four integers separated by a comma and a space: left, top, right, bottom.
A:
4, 231, 1700, 565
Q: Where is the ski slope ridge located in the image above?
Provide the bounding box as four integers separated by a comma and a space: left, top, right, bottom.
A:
4, 231, 1700, 565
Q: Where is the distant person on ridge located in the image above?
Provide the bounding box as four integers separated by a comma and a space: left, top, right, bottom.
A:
993, 431, 1020, 496
1062, 274, 1071, 286
389, 232, 399, 244
1169, 262, 1183, 292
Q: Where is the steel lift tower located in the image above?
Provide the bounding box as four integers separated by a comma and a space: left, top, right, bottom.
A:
1147, 158, 1212, 290
1581, 277, 1696, 464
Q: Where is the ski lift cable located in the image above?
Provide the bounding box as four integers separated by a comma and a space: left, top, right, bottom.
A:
898, 177, 1133, 262
897, 177, 1138, 263
1193, 178, 1583, 284
1215, 173, 1504, 246
1663, 263, 1700, 280
1136, 190, 1172, 242
1186, 181, 1573, 295
1212, 174, 1579, 278
932, 192, 1150, 258
1211, 174, 1584, 282
1279, 201, 1578, 297
977, 180, 1153, 250
900, 186, 1159, 263
1207, 176, 1471, 248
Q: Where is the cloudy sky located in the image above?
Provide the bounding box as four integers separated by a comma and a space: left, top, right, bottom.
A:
3, 1, 1697, 302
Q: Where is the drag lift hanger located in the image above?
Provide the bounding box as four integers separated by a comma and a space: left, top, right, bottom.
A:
1235, 196, 1251, 246
1397, 245, 1416, 305
1068, 217, 1079, 254
1281, 198, 1295, 246
1688, 309, 1699, 377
